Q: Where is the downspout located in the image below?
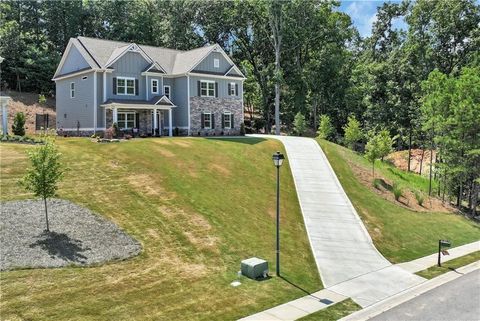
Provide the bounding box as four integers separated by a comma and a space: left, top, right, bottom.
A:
103, 71, 107, 128
187, 74, 190, 136
93, 70, 97, 134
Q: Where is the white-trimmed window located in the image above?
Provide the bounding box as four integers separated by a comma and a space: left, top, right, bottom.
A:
223, 112, 232, 129
164, 85, 171, 99
214, 58, 220, 68
117, 77, 135, 95
200, 80, 215, 97
151, 79, 159, 94
117, 112, 136, 129
229, 82, 236, 96
70, 82, 75, 98
203, 112, 212, 129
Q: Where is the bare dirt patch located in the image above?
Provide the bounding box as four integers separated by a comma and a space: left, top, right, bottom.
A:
208, 163, 231, 176
125, 174, 177, 200
173, 140, 192, 148
348, 160, 454, 213
386, 149, 435, 176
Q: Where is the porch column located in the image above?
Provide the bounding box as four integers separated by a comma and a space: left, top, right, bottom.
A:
113, 107, 118, 124
153, 108, 158, 136
168, 109, 173, 137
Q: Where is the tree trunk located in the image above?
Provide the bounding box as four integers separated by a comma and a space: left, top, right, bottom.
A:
419, 148, 425, 175
270, 3, 282, 136
44, 197, 50, 232
428, 145, 433, 196
471, 182, 478, 217
457, 183, 462, 207
313, 98, 317, 133
407, 130, 412, 172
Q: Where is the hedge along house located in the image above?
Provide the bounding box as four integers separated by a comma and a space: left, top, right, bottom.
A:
53, 37, 245, 136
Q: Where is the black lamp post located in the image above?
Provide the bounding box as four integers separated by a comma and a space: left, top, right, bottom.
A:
272, 151, 285, 276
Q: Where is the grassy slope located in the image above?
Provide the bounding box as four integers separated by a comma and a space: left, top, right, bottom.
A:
317, 139, 479, 263
297, 299, 361, 321
416, 251, 480, 279
0, 138, 321, 321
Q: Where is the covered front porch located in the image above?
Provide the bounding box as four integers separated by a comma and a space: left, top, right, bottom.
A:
102, 96, 175, 137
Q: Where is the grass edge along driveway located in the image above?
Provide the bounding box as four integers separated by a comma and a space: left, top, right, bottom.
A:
317, 139, 480, 263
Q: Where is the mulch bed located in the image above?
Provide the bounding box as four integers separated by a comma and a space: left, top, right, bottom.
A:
0, 199, 141, 271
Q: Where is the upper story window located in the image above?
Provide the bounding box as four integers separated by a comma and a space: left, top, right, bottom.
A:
228, 82, 236, 96
214, 58, 220, 68
200, 80, 215, 97
164, 85, 171, 99
151, 79, 159, 94
117, 77, 135, 95
70, 82, 75, 98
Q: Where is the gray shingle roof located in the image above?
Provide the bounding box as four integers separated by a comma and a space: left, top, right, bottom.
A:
76, 36, 216, 75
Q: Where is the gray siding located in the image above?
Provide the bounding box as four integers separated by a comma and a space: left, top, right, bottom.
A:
59, 45, 90, 75
193, 51, 231, 74
106, 51, 150, 101
171, 77, 188, 128
96, 72, 105, 128
189, 75, 243, 99
56, 72, 95, 129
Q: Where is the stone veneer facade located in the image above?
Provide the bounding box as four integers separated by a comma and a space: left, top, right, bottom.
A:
190, 96, 243, 136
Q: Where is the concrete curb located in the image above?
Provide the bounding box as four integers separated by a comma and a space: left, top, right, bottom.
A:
339, 261, 480, 321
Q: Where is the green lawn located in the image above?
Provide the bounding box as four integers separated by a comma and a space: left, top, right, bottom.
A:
0, 137, 321, 321
317, 139, 480, 263
297, 299, 361, 321
416, 251, 480, 279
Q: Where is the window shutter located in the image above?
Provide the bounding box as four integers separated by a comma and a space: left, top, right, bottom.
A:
201, 113, 205, 129
221, 113, 225, 129
231, 114, 234, 128
235, 84, 238, 96
135, 79, 139, 96
198, 81, 201, 96
212, 114, 215, 128
113, 77, 117, 94
215, 82, 218, 98
228, 83, 231, 96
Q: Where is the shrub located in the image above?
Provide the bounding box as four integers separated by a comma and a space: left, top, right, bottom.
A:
317, 115, 335, 140
104, 127, 114, 139
112, 122, 119, 138
343, 115, 363, 150
414, 191, 425, 206
373, 178, 382, 189
293, 112, 307, 136
124, 134, 132, 140
392, 181, 403, 201
12, 112, 26, 136
240, 122, 246, 136
174, 127, 179, 136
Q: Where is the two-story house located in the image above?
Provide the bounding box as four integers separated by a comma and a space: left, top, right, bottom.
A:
53, 37, 245, 136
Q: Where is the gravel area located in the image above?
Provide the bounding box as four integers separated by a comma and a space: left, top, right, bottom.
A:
0, 199, 141, 271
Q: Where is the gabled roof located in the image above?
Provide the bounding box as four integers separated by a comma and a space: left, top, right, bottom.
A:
54, 37, 245, 79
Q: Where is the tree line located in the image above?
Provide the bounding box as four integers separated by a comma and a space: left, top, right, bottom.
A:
0, 0, 478, 214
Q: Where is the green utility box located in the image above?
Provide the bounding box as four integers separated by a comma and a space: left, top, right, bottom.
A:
241, 257, 269, 280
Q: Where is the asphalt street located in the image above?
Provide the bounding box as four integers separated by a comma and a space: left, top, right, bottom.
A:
370, 269, 480, 321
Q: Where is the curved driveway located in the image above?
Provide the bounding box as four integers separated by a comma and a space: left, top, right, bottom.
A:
251, 135, 425, 307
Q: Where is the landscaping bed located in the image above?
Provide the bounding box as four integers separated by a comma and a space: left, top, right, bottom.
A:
0, 199, 141, 271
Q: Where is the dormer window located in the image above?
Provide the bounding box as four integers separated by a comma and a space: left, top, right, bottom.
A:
151, 79, 159, 94
214, 58, 220, 68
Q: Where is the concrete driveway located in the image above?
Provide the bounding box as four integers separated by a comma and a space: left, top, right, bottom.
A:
251, 135, 425, 307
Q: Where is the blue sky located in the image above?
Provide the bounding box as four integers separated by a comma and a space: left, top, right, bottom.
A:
338, 0, 407, 37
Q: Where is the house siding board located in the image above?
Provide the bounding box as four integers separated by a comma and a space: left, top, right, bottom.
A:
189, 75, 243, 99
107, 51, 150, 101
59, 45, 90, 75
193, 51, 231, 74
96, 72, 104, 128
56, 72, 95, 130
171, 76, 188, 128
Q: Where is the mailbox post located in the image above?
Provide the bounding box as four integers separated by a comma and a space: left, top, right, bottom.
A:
437, 239, 451, 267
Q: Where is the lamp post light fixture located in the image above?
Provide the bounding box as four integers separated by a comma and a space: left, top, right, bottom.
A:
272, 151, 285, 276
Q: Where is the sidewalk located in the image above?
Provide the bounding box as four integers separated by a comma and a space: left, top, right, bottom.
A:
238, 240, 480, 321
396, 240, 479, 273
